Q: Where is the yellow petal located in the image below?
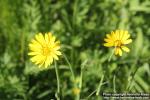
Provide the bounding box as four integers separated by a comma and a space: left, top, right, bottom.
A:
118, 48, 122, 56
123, 39, 132, 44
52, 54, 59, 60
31, 39, 41, 46
104, 43, 114, 47
28, 52, 40, 55
29, 44, 42, 52
30, 55, 45, 63
55, 51, 62, 55
44, 56, 52, 68
115, 48, 119, 55
111, 31, 116, 40
38, 61, 45, 68
122, 31, 130, 40
106, 34, 111, 38
45, 33, 49, 44
106, 33, 114, 41
35, 59, 44, 65
35, 33, 45, 45
104, 38, 113, 43
50, 36, 56, 44
115, 30, 120, 40
48, 32, 52, 40
49, 56, 53, 64
48, 32, 52, 36
53, 46, 60, 50
121, 46, 130, 52
50, 43, 60, 50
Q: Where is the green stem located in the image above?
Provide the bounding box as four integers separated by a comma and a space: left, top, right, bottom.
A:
73, 0, 79, 28
21, 32, 25, 64
96, 74, 104, 95
63, 54, 75, 80
86, 90, 97, 99
76, 67, 83, 100
108, 48, 115, 62
76, 60, 87, 100
85, 82, 108, 99
113, 75, 116, 93
54, 61, 60, 100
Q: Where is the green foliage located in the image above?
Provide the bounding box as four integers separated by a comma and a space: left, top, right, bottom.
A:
0, 0, 150, 100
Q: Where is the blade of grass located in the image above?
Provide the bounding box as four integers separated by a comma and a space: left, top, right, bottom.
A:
86, 82, 108, 99
77, 60, 88, 100
96, 74, 104, 96
54, 61, 60, 100
63, 53, 75, 80
113, 75, 116, 93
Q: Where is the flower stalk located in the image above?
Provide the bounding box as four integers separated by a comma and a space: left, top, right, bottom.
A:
54, 61, 60, 100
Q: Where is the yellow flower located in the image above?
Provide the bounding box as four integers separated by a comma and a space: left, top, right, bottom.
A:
104, 30, 132, 56
28, 32, 61, 68
72, 87, 80, 95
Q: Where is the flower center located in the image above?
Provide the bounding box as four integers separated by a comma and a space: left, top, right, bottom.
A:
114, 40, 122, 47
42, 46, 50, 56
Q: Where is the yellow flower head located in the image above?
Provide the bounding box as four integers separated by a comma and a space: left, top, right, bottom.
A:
28, 32, 61, 68
104, 30, 132, 56
72, 87, 80, 95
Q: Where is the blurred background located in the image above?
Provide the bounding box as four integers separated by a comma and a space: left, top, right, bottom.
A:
0, 0, 150, 100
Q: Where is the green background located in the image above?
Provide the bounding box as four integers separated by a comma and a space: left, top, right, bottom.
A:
0, 0, 149, 100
